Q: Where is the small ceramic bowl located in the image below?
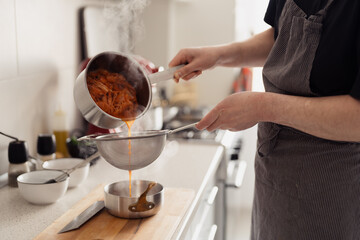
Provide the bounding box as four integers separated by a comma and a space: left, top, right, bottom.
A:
17, 170, 69, 205
42, 158, 90, 188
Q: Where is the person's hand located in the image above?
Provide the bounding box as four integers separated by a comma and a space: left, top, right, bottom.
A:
196, 92, 263, 132
132, 55, 159, 74
169, 46, 220, 82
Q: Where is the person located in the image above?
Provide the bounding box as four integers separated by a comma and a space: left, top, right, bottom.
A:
168, 0, 360, 239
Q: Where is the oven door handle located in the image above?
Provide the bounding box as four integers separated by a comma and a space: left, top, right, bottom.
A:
191, 204, 211, 240
207, 224, 218, 240
191, 186, 219, 240
226, 160, 247, 188
207, 186, 218, 205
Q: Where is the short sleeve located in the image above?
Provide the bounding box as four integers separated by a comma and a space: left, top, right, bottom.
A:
264, 0, 286, 39
350, 79, 360, 99
264, 0, 277, 27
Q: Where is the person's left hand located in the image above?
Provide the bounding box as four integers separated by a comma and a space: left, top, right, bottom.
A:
196, 92, 263, 132
133, 55, 159, 74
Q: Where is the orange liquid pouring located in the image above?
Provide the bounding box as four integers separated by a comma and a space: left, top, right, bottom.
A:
125, 120, 134, 197
86, 69, 139, 198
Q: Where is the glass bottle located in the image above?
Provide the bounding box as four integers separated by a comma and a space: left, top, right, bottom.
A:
53, 108, 69, 158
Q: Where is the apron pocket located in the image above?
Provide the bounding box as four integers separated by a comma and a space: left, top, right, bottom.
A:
256, 123, 301, 198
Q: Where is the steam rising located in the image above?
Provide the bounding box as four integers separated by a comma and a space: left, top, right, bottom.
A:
100, 0, 153, 132
103, 0, 150, 53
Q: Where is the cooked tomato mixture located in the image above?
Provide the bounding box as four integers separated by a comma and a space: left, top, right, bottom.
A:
87, 69, 138, 119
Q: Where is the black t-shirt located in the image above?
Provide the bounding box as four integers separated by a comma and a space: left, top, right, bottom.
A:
264, 0, 360, 99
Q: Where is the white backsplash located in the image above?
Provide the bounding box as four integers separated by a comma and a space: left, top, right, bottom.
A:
1, 0, 17, 80
0, 0, 101, 174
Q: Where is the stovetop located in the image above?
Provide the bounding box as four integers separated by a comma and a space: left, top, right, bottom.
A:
162, 106, 224, 142
162, 106, 243, 150
163, 121, 242, 155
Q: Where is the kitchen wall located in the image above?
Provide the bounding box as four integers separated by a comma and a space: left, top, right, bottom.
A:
0, 0, 101, 174
135, 0, 237, 108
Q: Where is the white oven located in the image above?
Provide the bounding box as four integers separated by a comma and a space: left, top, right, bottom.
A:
166, 118, 246, 240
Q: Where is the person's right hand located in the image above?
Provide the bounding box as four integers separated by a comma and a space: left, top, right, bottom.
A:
168, 46, 221, 83
195, 92, 262, 132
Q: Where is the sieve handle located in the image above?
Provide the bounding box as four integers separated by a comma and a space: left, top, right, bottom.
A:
77, 133, 104, 141
148, 64, 185, 84
168, 122, 199, 135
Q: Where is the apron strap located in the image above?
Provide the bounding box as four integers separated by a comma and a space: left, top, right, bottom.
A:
323, 0, 336, 11
309, 0, 336, 22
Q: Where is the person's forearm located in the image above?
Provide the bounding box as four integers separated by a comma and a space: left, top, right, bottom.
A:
260, 93, 360, 142
216, 28, 275, 68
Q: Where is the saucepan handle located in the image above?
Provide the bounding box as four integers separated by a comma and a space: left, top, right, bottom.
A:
168, 122, 199, 135
148, 64, 185, 84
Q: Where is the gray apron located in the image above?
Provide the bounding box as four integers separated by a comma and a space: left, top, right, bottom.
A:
251, 0, 360, 239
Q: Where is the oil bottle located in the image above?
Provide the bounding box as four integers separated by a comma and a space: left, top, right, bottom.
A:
53, 107, 69, 158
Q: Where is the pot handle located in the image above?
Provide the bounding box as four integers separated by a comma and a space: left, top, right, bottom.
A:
148, 64, 185, 84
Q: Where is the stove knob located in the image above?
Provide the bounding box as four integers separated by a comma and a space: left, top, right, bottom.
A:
186, 131, 195, 139
230, 153, 239, 161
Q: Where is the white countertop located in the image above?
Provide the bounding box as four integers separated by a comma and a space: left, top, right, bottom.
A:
0, 140, 225, 240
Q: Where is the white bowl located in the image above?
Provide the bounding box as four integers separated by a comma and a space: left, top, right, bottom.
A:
17, 170, 69, 205
42, 158, 90, 188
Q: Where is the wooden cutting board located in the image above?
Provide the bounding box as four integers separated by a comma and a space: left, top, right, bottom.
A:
34, 184, 195, 240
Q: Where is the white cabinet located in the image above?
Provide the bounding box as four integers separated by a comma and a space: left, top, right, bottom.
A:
183, 168, 221, 240
181, 150, 227, 240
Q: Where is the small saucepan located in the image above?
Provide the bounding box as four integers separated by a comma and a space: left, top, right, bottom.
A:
74, 51, 184, 129
104, 180, 163, 219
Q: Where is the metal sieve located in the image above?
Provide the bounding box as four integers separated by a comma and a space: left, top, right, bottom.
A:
77, 123, 197, 170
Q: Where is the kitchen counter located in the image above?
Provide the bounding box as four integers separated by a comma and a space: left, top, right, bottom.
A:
0, 140, 225, 240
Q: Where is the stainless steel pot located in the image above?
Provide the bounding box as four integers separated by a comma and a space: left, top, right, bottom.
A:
104, 180, 163, 218
73, 51, 183, 129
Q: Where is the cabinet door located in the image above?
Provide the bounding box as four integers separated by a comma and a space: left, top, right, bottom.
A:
184, 173, 221, 240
